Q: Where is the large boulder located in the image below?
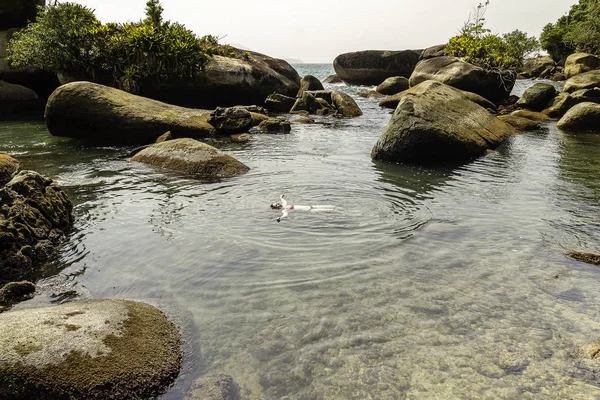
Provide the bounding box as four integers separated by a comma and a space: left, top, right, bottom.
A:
45, 82, 216, 144
0, 152, 18, 185
564, 53, 600, 79
516, 83, 557, 111
420, 44, 447, 60
376, 76, 409, 95
0, 299, 181, 399
371, 80, 514, 163
557, 102, 600, 132
333, 50, 422, 85
137, 50, 301, 109
0, 79, 41, 114
409, 56, 515, 103
563, 70, 600, 94
131, 138, 249, 178
297, 75, 324, 96
521, 56, 556, 79
379, 86, 496, 111
0, 171, 73, 286
0, 0, 44, 30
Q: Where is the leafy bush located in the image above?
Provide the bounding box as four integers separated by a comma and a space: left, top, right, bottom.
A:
7, 0, 238, 92
540, 0, 600, 62
446, 1, 539, 71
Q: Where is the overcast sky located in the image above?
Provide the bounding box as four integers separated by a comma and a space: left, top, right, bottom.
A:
77, 0, 578, 63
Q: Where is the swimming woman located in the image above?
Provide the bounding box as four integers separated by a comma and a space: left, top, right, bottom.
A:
271, 195, 335, 222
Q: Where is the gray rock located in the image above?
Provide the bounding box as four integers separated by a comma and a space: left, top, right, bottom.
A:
376, 76, 409, 95
557, 102, 600, 132
516, 83, 557, 111
333, 50, 422, 85
564, 53, 600, 79
409, 56, 515, 103
0, 171, 73, 286
420, 44, 447, 60
264, 92, 296, 113
209, 107, 253, 134
45, 82, 216, 144
372, 80, 514, 164
563, 70, 600, 94
131, 138, 249, 178
0, 299, 182, 399
297, 75, 324, 96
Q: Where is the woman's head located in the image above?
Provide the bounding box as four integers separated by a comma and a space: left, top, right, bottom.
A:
271, 202, 283, 209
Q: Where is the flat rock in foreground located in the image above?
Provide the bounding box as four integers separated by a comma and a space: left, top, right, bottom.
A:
132, 138, 249, 178
0, 299, 181, 399
45, 82, 216, 144
372, 80, 514, 164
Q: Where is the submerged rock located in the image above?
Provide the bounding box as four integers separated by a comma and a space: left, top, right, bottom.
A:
371, 80, 514, 164
333, 50, 422, 85
0, 152, 19, 185
0, 80, 41, 115
131, 138, 249, 178
297, 75, 324, 96
0, 299, 181, 399
564, 53, 600, 79
45, 82, 216, 144
557, 102, 600, 133
568, 251, 600, 266
230, 133, 252, 142
498, 115, 542, 132
516, 83, 557, 111
0, 171, 73, 286
376, 76, 409, 95
186, 375, 241, 400
409, 56, 515, 103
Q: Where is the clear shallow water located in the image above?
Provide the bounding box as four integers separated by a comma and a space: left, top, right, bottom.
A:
1, 70, 600, 399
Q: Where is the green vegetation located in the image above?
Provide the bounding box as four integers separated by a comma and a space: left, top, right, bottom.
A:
7, 0, 238, 92
446, 1, 539, 71
540, 0, 600, 63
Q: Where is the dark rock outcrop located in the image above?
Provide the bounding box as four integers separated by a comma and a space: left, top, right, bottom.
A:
0, 79, 41, 115
0, 299, 182, 399
376, 76, 409, 95
45, 82, 216, 144
0, 171, 73, 286
516, 83, 557, 111
0, 0, 44, 30
256, 118, 291, 134
0, 281, 35, 302
264, 93, 296, 113
557, 102, 600, 132
297, 75, 324, 96
209, 107, 253, 134
372, 80, 514, 164
409, 56, 515, 103
333, 50, 422, 85
131, 138, 249, 178
291, 91, 321, 114
138, 50, 301, 109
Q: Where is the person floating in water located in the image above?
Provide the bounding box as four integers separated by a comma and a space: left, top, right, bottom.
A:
271, 195, 335, 222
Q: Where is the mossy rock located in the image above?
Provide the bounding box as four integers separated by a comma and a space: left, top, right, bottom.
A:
0, 281, 35, 302
557, 102, 600, 133
568, 251, 600, 266
297, 75, 324, 97
331, 90, 362, 117
516, 83, 557, 112
45, 82, 216, 145
376, 76, 409, 95
0, 299, 181, 399
131, 138, 249, 178
498, 115, 542, 132
0, 171, 73, 286
510, 110, 551, 121
372, 80, 514, 164
0, 152, 19, 185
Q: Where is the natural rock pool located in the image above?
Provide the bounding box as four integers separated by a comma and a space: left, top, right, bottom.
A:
1, 69, 600, 398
